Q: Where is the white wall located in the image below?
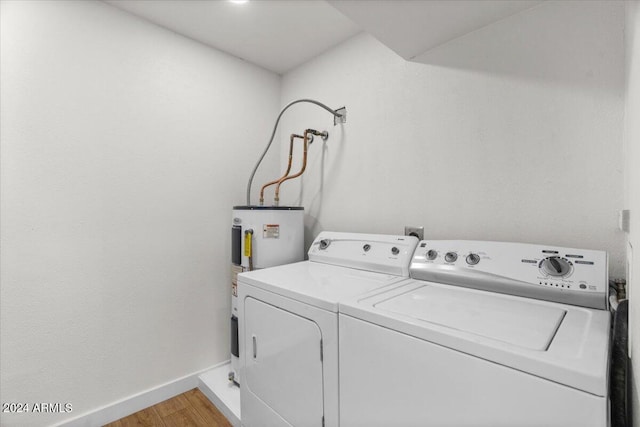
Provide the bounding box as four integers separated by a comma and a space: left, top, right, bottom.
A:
625, 1, 640, 424
279, 1, 627, 278
0, 1, 280, 426
0, 0, 632, 425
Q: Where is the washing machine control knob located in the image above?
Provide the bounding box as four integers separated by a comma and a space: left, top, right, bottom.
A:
426, 249, 438, 260
466, 253, 480, 265
444, 252, 458, 263
363, 244, 371, 252
540, 256, 572, 277
391, 246, 400, 255
319, 239, 331, 250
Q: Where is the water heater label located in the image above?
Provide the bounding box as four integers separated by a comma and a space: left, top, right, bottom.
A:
231, 265, 243, 297
263, 224, 280, 239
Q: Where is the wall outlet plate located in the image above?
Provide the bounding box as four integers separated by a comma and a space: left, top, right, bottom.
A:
619, 209, 630, 233
404, 226, 424, 241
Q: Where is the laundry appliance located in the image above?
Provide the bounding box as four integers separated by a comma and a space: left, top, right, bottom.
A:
237, 231, 418, 427
339, 240, 611, 427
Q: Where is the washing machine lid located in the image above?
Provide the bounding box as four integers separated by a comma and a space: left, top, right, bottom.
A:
238, 261, 409, 312
375, 285, 566, 351
340, 279, 610, 396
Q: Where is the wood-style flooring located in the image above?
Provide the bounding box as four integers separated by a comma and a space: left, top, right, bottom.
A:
103, 388, 232, 427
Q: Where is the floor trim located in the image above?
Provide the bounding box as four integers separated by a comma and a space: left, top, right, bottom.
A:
54, 362, 227, 427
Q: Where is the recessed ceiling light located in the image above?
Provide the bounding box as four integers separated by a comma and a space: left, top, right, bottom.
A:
229, 0, 249, 4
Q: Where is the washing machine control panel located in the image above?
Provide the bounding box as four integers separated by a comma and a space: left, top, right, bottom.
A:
410, 240, 608, 310
309, 232, 419, 277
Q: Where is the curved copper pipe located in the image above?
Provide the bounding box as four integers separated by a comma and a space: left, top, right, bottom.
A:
274, 129, 321, 205
259, 134, 304, 205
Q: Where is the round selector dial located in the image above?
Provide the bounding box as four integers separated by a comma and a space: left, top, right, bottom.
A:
466, 253, 480, 265
539, 256, 572, 277
319, 239, 331, 250
391, 246, 400, 255
444, 252, 458, 263
426, 249, 438, 260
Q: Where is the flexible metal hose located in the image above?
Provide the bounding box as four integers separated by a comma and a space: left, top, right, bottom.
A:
245, 99, 343, 206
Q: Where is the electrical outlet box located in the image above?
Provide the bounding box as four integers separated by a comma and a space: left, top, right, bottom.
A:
334, 107, 347, 125
404, 226, 424, 241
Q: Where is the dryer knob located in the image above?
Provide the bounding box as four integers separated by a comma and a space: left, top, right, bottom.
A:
466, 253, 480, 265
426, 250, 438, 260
444, 252, 458, 263
319, 239, 331, 250
391, 246, 400, 255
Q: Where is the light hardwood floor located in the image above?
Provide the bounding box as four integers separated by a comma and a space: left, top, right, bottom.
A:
103, 388, 232, 427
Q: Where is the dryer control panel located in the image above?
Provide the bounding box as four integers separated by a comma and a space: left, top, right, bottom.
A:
309, 231, 418, 277
410, 240, 608, 310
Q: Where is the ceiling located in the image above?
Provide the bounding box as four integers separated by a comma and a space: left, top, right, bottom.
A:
104, 0, 361, 74
104, 0, 544, 75
329, 0, 544, 61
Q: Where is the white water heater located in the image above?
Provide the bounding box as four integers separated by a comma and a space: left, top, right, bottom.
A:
229, 206, 304, 385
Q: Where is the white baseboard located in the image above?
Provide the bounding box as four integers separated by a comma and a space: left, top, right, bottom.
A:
55, 362, 227, 427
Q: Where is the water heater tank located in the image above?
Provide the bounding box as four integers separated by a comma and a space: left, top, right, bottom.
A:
231, 206, 305, 270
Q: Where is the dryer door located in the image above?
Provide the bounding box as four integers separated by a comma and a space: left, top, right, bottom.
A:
243, 297, 324, 427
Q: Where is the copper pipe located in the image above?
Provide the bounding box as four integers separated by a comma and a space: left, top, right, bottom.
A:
246, 99, 344, 206
259, 134, 304, 205
274, 129, 324, 205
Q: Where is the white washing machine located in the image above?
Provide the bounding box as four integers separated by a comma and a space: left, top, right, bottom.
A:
237, 231, 418, 427
339, 240, 611, 427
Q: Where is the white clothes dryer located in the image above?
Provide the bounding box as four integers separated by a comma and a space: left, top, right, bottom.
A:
237, 231, 418, 427
338, 240, 611, 427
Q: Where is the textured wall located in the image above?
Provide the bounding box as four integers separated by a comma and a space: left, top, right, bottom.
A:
279, 1, 626, 278
0, 1, 280, 425
624, 1, 640, 424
